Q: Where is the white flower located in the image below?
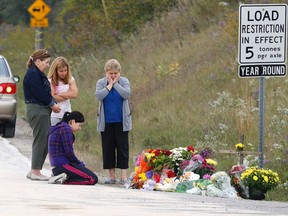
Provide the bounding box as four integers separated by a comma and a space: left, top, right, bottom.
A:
273, 143, 282, 149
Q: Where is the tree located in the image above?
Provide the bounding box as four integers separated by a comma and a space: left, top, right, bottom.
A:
51, 0, 178, 54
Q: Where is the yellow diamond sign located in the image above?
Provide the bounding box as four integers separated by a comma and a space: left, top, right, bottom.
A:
28, 0, 51, 20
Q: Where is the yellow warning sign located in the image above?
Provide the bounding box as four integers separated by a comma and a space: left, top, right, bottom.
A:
30, 17, 49, 28
28, 0, 51, 20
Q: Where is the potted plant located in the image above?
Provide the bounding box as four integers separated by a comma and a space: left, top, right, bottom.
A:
240, 166, 280, 200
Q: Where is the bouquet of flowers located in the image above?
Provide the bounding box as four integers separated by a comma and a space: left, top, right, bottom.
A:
229, 165, 248, 198
130, 146, 217, 190
147, 149, 173, 172
130, 149, 176, 189
241, 166, 280, 192
168, 146, 195, 174
179, 148, 217, 178
131, 146, 196, 189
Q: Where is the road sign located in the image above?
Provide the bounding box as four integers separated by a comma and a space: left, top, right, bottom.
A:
239, 4, 287, 64
238, 64, 286, 77
30, 17, 48, 28
28, 0, 51, 20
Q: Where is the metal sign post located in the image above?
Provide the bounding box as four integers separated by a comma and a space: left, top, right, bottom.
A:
238, 4, 287, 168
258, 77, 265, 168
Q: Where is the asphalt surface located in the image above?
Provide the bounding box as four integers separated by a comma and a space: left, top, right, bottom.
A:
1, 136, 288, 216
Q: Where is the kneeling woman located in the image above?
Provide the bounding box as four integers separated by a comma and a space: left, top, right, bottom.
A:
48, 111, 98, 185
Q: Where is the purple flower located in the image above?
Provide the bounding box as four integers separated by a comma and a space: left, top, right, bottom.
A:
146, 171, 153, 179
199, 148, 213, 158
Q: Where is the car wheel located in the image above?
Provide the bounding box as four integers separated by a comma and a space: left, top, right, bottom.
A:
3, 116, 16, 138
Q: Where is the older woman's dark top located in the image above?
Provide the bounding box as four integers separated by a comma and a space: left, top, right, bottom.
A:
24, 65, 55, 106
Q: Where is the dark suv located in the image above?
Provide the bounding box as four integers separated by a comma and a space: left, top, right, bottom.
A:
0, 55, 20, 138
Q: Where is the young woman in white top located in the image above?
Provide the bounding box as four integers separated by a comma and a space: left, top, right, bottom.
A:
47, 57, 78, 126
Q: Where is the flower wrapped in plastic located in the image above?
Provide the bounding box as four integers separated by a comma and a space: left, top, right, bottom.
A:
130, 151, 154, 189
206, 171, 238, 198
181, 154, 204, 173
230, 165, 248, 198
180, 154, 217, 178
169, 146, 195, 174
130, 149, 176, 189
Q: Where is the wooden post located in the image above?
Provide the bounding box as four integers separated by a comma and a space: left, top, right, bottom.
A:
35, 27, 44, 50
240, 134, 244, 165
102, 0, 108, 21
239, 152, 244, 165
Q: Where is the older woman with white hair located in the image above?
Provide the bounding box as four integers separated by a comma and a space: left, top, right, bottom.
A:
95, 59, 132, 185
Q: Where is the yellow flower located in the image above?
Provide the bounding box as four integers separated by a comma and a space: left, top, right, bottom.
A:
241, 166, 281, 192
145, 153, 155, 161
235, 143, 244, 151
206, 158, 217, 166
139, 173, 147, 181
134, 166, 139, 172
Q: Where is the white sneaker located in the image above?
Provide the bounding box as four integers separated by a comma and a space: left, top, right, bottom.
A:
48, 173, 67, 184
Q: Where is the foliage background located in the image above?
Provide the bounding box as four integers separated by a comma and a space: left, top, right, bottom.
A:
0, 0, 288, 201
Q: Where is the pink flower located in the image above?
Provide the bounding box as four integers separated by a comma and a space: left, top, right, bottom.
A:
135, 155, 141, 166
203, 174, 211, 180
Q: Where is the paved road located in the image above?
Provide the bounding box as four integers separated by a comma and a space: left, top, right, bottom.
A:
0, 137, 288, 216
